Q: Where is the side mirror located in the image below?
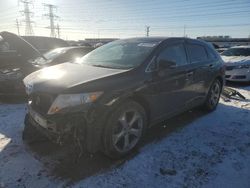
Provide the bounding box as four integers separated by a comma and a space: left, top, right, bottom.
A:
158, 59, 176, 69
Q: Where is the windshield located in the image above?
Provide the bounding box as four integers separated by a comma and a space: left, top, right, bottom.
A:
31, 47, 68, 65
221, 48, 250, 56
77, 39, 159, 69
44, 48, 67, 59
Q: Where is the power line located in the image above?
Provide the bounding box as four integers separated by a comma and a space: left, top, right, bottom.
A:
58, 1, 250, 16
1, 0, 250, 38
60, 10, 250, 25
30, 23, 249, 31
1, 2, 249, 25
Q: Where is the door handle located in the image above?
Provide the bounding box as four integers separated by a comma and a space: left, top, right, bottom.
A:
208, 64, 215, 68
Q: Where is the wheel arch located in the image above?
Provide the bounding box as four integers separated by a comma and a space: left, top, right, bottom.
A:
128, 95, 151, 126
215, 75, 224, 87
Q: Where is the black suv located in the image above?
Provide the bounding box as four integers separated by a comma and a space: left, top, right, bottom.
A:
23, 37, 224, 158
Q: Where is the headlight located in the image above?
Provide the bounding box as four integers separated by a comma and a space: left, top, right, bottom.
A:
48, 92, 103, 114
235, 64, 250, 69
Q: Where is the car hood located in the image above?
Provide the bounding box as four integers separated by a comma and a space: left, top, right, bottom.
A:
221, 55, 250, 65
23, 62, 129, 94
0, 31, 45, 61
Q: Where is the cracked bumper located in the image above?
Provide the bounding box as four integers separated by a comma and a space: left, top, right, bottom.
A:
24, 103, 112, 153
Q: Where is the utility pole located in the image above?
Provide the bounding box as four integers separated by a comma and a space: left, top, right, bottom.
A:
98, 30, 100, 39
56, 24, 60, 38
16, 19, 20, 35
183, 25, 186, 37
20, 0, 34, 35
44, 4, 58, 38
145, 26, 150, 37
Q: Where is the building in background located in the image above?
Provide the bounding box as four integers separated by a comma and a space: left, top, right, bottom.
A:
198, 36, 250, 48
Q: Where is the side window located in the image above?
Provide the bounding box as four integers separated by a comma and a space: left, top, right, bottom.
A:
67, 50, 82, 60
73, 49, 89, 57
187, 44, 208, 63
60, 51, 72, 60
158, 44, 188, 66
206, 47, 218, 60
0, 41, 10, 52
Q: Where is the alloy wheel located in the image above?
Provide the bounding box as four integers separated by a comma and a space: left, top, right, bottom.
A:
209, 81, 221, 107
112, 110, 143, 153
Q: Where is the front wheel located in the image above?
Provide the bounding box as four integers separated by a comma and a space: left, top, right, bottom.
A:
203, 79, 222, 111
103, 100, 147, 159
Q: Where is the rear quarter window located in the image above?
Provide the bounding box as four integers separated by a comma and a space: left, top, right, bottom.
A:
187, 44, 208, 63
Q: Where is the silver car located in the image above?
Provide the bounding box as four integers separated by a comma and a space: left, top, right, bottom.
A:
221, 46, 250, 82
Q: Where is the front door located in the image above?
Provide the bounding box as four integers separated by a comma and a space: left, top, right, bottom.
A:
150, 42, 193, 121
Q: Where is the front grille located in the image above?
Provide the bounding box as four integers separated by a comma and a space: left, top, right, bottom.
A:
226, 66, 236, 71
30, 93, 55, 115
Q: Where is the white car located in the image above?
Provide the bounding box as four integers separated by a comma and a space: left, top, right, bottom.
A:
221, 46, 250, 82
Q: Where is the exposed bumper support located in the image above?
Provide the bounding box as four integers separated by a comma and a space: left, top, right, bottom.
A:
24, 103, 112, 153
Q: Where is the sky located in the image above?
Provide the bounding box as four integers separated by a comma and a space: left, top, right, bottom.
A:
0, 0, 250, 40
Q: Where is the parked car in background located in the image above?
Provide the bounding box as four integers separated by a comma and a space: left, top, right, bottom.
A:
221, 46, 250, 82
0, 31, 92, 96
31, 46, 94, 68
0, 31, 44, 95
22, 35, 69, 53
217, 47, 228, 54
23, 37, 224, 158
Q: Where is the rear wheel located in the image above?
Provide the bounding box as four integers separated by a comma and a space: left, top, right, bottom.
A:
103, 100, 147, 158
203, 79, 222, 111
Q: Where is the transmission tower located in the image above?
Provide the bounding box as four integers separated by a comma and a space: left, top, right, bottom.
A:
44, 4, 59, 38
20, 0, 34, 35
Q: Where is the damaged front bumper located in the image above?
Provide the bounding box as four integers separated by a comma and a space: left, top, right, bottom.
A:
25, 107, 86, 144
24, 102, 112, 153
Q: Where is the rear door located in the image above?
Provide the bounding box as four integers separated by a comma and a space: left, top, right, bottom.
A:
185, 41, 212, 103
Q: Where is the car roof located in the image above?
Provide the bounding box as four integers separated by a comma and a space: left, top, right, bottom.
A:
118, 37, 201, 46
231, 45, 250, 49
121, 37, 210, 46
125, 36, 187, 40
50, 46, 93, 51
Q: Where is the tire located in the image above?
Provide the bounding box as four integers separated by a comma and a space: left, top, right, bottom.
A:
203, 79, 222, 111
103, 100, 147, 159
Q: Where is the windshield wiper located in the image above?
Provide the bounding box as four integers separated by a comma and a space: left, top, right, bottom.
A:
91, 64, 110, 68
82, 63, 128, 70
